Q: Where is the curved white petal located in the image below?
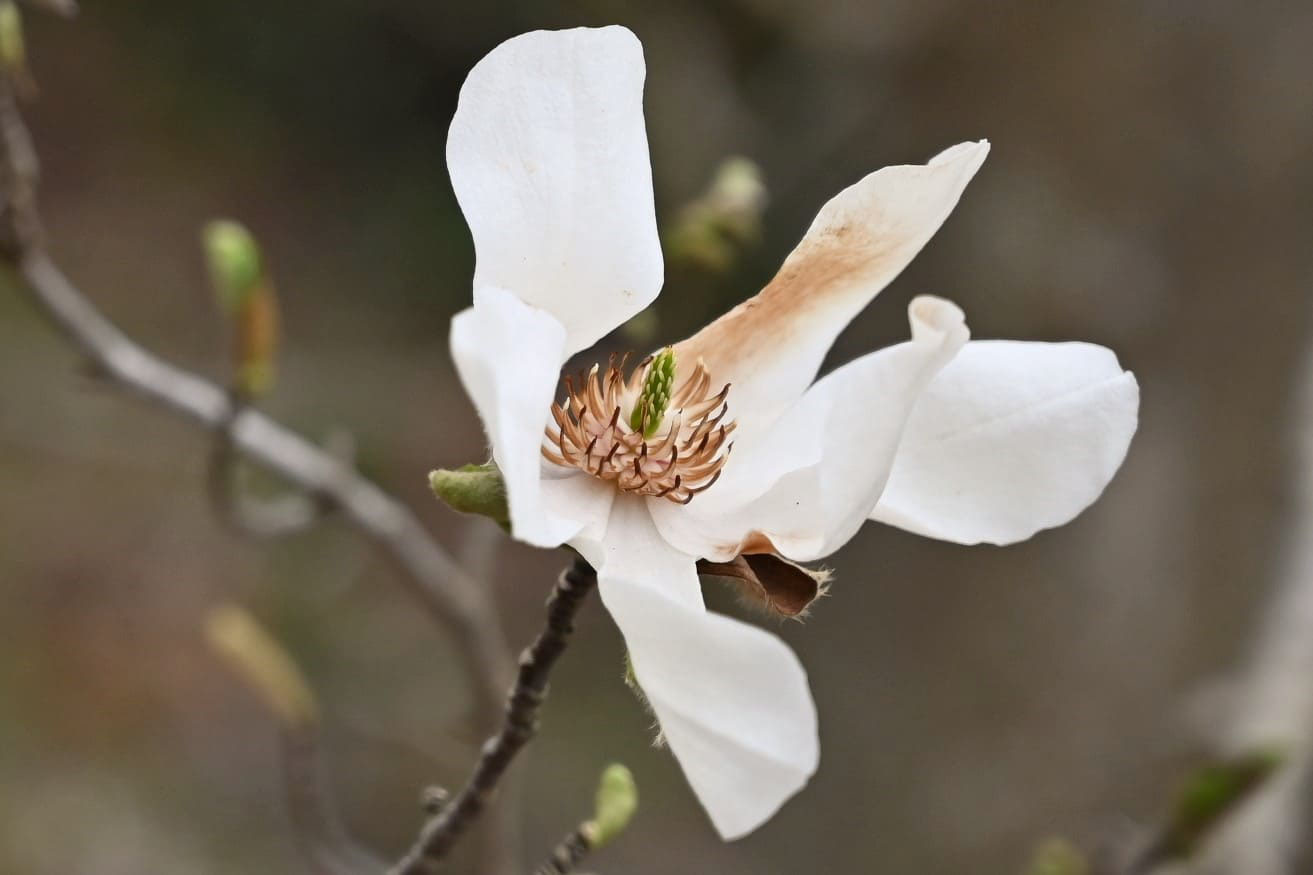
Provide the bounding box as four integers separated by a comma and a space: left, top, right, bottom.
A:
870, 340, 1140, 545
652, 297, 969, 562
448, 26, 663, 355
451, 286, 612, 546
673, 140, 988, 438
580, 497, 819, 840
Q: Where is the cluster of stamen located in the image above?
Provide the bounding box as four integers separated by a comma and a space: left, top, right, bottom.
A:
543, 353, 735, 504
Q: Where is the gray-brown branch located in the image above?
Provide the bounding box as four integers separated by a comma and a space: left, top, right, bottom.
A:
206, 394, 335, 539
389, 557, 597, 875
532, 827, 592, 875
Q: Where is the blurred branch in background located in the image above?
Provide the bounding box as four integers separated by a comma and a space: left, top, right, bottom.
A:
1019, 349, 1313, 875
1023, 749, 1283, 875
0, 13, 532, 873
1183, 344, 1313, 875
207, 606, 385, 875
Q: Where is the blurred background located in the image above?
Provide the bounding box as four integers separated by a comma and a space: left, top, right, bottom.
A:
2, 1, 1311, 872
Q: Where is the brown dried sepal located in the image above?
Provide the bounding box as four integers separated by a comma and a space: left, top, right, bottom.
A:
542, 354, 735, 504
697, 553, 830, 618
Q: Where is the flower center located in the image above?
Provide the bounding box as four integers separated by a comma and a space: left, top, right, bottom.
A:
542, 351, 735, 504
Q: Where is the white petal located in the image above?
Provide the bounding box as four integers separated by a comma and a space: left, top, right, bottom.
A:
870, 340, 1140, 545
448, 26, 663, 355
651, 297, 969, 562
673, 140, 988, 437
580, 497, 819, 839
450, 286, 612, 546
540, 471, 616, 544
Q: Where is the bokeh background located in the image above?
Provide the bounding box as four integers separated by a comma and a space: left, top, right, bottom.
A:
2, 2, 1311, 873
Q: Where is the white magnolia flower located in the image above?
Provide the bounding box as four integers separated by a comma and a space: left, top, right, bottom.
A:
446, 26, 1139, 840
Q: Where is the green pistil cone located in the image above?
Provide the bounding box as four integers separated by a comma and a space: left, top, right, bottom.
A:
629, 347, 676, 438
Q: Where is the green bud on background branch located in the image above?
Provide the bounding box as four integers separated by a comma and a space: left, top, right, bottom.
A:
1023, 838, 1088, 875
0, 2, 24, 75
1153, 747, 1285, 862
203, 219, 279, 398
665, 156, 767, 273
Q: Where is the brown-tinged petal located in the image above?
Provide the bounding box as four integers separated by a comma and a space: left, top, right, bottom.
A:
673, 141, 988, 439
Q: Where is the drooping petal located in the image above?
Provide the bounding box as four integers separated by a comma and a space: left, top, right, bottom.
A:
673, 140, 988, 438
450, 286, 612, 546
576, 496, 819, 840
447, 26, 663, 355
651, 296, 969, 562
870, 340, 1140, 545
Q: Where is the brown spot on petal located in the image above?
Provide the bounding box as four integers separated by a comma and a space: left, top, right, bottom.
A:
697, 553, 830, 618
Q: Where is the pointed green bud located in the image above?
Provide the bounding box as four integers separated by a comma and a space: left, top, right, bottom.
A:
1024, 838, 1088, 875
1157, 747, 1285, 859
203, 219, 278, 398
629, 347, 676, 438
429, 463, 508, 529
0, 2, 23, 77
665, 156, 766, 273
581, 763, 638, 849
203, 220, 263, 313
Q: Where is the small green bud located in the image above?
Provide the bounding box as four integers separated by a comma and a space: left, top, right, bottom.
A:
429, 463, 508, 529
582, 763, 638, 849
1024, 838, 1088, 875
629, 347, 676, 438
665, 156, 767, 273
202, 219, 279, 398
0, 0, 32, 96
1157, 747, 1285, 859
203, 220, 263, 313
0, 2, 22, 74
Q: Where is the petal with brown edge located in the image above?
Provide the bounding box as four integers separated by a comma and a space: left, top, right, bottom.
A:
672, 141, 988, 440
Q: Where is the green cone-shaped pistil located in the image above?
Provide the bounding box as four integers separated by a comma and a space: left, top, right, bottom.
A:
629, 346, 676, 438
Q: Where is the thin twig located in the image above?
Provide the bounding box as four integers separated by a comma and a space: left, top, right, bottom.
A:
532, 826, 592, 875
389, 557, 597, 875
0, 57, 520, 874
1183, 344, 1313, 875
